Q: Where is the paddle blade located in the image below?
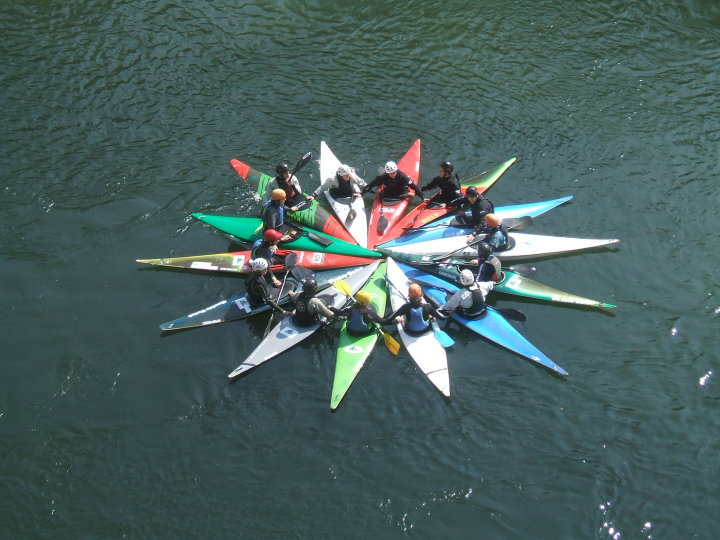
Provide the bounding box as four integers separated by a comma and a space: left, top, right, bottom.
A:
380, 329, 401, 355
283, 252, 298, 271
432, 322, 455, 348
505, 215, 534, 230
346, 208, 357, 223
292, 151, 313, 175
496, 307, 527, 322
333, 279, 353, 297
377, 214, 389, 233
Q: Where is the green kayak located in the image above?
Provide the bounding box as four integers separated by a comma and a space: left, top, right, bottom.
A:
331, 262, 388, 409
192, 213, 382, 259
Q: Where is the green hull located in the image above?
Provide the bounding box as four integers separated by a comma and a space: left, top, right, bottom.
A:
331, 262, 388, 409
395, 256, 615, 309
192, 213, 381, 259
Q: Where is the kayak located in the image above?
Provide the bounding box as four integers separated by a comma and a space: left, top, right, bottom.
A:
192, 214, 382, 259
230, 157, 356, 244
366, 139, 421, 249
377, 231, 619, 261
385, 257, 450, 397
331, 261, 388, 409
320, 141, 368, 248
423, 284, 568, 375
384, 195, 574, 246
388, 157, 517, 237
137, 249, 376, 274
228, 260, 382, 378
159, 265, 372, 332
394, 260, 616, 309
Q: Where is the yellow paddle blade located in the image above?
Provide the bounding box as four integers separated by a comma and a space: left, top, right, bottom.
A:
380, 329, 401, 355
332, 279, 353, 297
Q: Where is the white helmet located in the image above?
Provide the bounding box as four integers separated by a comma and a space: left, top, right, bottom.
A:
337, 164, 352, 176
384, 161, 398, 173
250, 258, 268, 271
459, 269, 475, 286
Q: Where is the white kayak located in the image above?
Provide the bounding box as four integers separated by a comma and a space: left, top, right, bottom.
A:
320, 141, 368, 248
228, 261, 381, 378
378, 231, 619, 261
385, 257, 450, 397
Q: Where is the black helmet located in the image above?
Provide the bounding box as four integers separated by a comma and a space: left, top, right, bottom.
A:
302, 278, 317, 294
465, 186, 478, 197
276, 163, 289, 174
476, 241, 492, 260
440, 161, 454, 173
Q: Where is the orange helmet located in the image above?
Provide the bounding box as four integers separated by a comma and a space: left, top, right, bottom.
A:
484, 213, 501, 227
408, 283, 423, 298
271, 188, 287, 201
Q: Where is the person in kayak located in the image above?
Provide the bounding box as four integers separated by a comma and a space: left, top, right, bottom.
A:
261, 189, 293, 241
466, 212, 509, 253
419, 161, 463, 208
311, 164, 367, 200
384, 283, 446, 335
245, 258, 292, 316
265, 162, 314, 211
455, 185, 495, 230
361, 161, 422, 201
288, 278, 343, 327
467, 241, 503, 282
250, 229, 283, 287
330, 290, 385, 336
439, 269, 493, 320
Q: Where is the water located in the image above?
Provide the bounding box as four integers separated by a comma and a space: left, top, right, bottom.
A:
2, 0, 719, 537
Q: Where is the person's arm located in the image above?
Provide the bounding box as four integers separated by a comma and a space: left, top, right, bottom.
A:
309, 297, 337, 319
362, 175, 382, 194
350, 172, 366, 195
291, 175, 313, 200
381, 303, 409, 323
440, 290, 466, 313
311, 176, 334, 199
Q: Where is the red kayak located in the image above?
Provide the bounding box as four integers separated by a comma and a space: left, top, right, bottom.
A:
366, 139, 421, 249
230, 158, 356, 244
381, 156, 517, 241
136, 249, 377, 274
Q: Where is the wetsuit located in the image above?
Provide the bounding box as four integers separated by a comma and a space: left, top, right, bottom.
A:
364, 170, 421, 200
245, 271, 285, 312
421, 174, 463, 207
385, 301, 443, 336
456, 194, 495, 230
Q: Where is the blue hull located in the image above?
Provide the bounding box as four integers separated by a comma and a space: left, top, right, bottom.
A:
380, 195, 573, 248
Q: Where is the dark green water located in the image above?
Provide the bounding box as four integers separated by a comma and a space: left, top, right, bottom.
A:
2, 0, 719, 537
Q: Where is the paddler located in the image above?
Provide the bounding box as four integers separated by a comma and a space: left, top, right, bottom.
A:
266, 162, 314, 211
467, 241, 503, 282
466, 213, 509, 252
438, 269, 493, 320
311, 164, 367, 201
245, 258, 292, 316
250, 229, 283, 287
361, 161, 423, 202
419, 161, 463, 208
287, 278, 344, 327
330, 290, 386, 336
261, 189, 293, 241
455, 185, 495, 230
384, 283, 446, 335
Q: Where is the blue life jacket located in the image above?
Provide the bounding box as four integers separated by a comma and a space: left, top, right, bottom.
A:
405, 304, 430, 334
347, 307, 372, 334
262, 201, 285, 230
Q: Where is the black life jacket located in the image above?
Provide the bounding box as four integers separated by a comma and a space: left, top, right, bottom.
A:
246, 272, 268, 307
292, 292, 318, 327
275, 175, 299, 201
457, 287, 486, 319
333, 174, 355, 198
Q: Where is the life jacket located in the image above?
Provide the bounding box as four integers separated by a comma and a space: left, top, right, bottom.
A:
275, 175, 299, 201
292, 292, 318, 327
404, 304, 430, 334
347, 307, 374, 335
332, 174, 355, 198
457, 287, 486, 319
251, 240, 276, 263
246, 272, 268, 307
469, 195, 494, 223
261, 200, 285, 230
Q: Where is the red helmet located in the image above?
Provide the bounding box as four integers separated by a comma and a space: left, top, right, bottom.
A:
263, 229, 283, 242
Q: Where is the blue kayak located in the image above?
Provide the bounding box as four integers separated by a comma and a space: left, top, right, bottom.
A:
388, 195, 573, 247
415, 272, 569, 376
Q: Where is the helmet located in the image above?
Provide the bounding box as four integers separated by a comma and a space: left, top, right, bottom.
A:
250, 258, 268, 272
484, 213, 501, 227
465, 186, 478, 197
354, 290, 372, 307
263, 229, 283, 242
440, 161, 454, 173
271, 188, 287, 201
337, 164, 352, 176
384, 161, 398, 174
408, 283, 423, 298
460, 269, 475, 286
476, 241, 492, 260
275, 163, 289, 174
303, 278, 317, 294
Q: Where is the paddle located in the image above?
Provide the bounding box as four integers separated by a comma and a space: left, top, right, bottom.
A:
332, 279, 401, 355
377, 201, 388, 234
283, 220, 333, 247
384, 277, 454, 348
406, 214, 534, 233
507, 263, 537, 277
263, 252, 297, 338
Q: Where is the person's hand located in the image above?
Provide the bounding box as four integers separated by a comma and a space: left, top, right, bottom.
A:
307, 195, 314, 200
282, 310, 292, 317
396, 316, 405, 324
352, 193, 360, 198
280, 234, 292, 242
272, 278, 282, 288
290, 206, 298, 212
466, 234, 475, 244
